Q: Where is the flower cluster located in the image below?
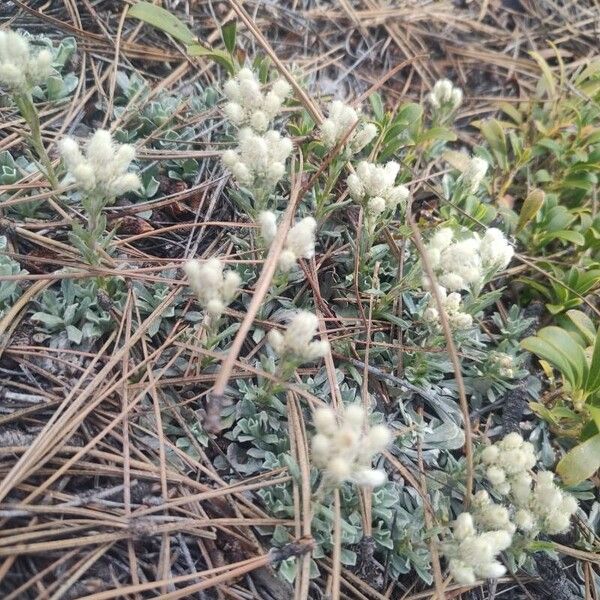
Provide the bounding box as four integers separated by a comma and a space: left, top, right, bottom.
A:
268, 311, 329, 363
479, 433, 578, 535
472, 490, 515, 534
461, 156, 489, 194
258, 210, 278, 245
222, 128, 292, 191
222, 68, 291, 132
184, 258, 241, 319
514, 471, 578, 535
320, 101, 378, 154
488, 351, 515, 378
347, 161, 410, 218
427, 79, 463, 112
445, 511, 512, 584
480, 432, 537, 496
311, 404, 391, 487
0, 30, 53, 93
279, 216, 317, 271
59, 130, 141, 198
423, 285, 473, 330
221, 69, 293, 193
425, 227, 513, 292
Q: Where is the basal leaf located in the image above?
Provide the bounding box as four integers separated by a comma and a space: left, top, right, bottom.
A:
521, 334, 578, 388
556, 433, 600, 485
566, 310, 596, 345
585, 330, 600, 393
537, 326, 588, 388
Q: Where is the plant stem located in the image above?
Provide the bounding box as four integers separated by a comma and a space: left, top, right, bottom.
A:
331, 488, 341, 600
14, 93, 60, 190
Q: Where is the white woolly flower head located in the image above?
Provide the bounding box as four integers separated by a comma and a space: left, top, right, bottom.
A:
222, 128, 292, 190
347, 160, 409, 219
423, 284, 473, 331
445, 510, 512, 584
267, 310, 329, 363
424, 226, 512, 293
278, 217, 317, 272
479, 432, 537, 496
320, 100, 378, 154
480, 227, 514, 270
476, 433, 577, 535
222, 68, 291, 132
258, 211, 277, 245
311, 403, 391, 487
462, 156, 489, 194
428, 79, 463, 111
59, 129, 141, 198
530, 471, 578, 535
184, 257, 241, 319
0, 30, 54, 92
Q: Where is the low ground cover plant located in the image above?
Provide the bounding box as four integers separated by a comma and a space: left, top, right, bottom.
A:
0, 4, 598, 599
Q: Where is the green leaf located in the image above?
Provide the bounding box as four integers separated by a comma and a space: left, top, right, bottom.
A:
418, 127, 457, 144
498, 101, 522, 124
585, 330, 600, 393
589, 406, 600, 432
31, 312, 64, 328
396, 102, 422, 125
531, 51, 557, 99
480, 119, 507, 160
128, 2, 195, 45
566, 310, 596, 345
556, 433, 600, 485
517, 189, 544, 233
187, 44, 235, 74
537, 326, 588, 387
521, 334, 578, 388
369, 92, 384, 121
66, 325, 83, 344
221, 20, 237, 55
552, 230, 586, 246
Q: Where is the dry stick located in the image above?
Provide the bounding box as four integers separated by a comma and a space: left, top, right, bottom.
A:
227, 0, 324, 125
75, 541, 313, 600
132, 293, 172, 592
0, 288, 179, 503
17, 339, 187, 509
288, 396, 312, 600
49, 543, 113, 600
209, 159, 303, 424
408, 215, 474, 504
120, 292, 140, 591
416, 406, 445, 600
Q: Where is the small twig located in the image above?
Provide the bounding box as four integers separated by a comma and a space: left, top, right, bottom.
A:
408, 214, 474, 504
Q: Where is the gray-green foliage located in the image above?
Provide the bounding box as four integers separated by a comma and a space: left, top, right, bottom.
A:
0, 236, 25, 319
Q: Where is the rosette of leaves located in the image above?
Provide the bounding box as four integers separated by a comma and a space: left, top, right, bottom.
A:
522, 310, 600, 484
31, 278, 124, 346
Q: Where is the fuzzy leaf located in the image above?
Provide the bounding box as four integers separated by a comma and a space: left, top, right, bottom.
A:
31, 312, 64, 328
